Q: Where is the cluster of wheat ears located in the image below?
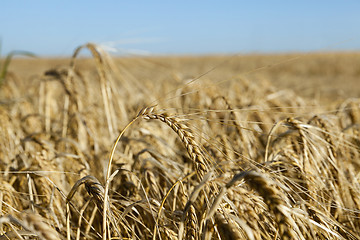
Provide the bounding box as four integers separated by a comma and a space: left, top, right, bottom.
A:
0, 43, 359, 240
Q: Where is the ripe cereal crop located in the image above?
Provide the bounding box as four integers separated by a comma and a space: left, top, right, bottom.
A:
0, 43, 360, 239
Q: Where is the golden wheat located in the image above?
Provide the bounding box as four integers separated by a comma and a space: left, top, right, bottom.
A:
0, 44, 359, 239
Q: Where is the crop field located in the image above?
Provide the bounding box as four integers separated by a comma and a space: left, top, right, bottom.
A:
0, 43, 360, 239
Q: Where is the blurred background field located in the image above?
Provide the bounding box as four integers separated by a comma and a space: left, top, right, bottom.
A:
8, 52, 360, 104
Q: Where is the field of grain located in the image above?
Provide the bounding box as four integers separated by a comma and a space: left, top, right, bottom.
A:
0, 44, 360, 239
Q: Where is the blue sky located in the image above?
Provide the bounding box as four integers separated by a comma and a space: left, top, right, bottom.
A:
1, 1, 360, 56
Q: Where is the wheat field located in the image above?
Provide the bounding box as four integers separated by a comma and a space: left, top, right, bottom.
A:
0, 43, 360, 239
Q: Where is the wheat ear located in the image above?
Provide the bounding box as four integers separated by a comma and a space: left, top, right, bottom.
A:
140, 111, 208, 179
239, 171, 295, 240
66, 175, 120, 238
